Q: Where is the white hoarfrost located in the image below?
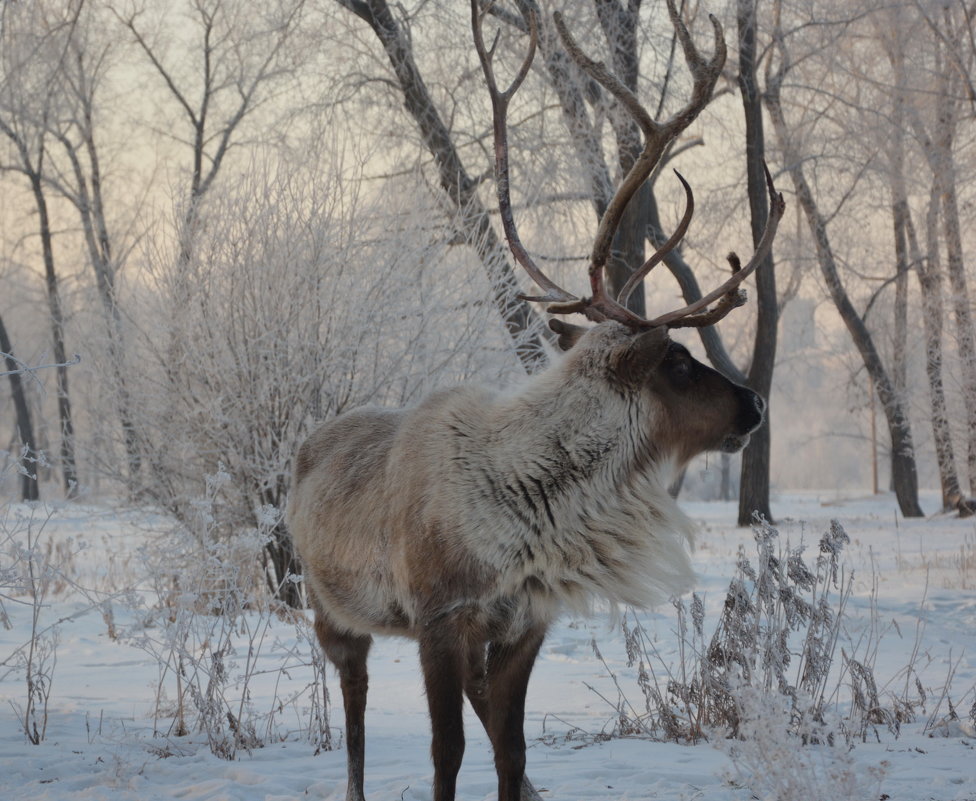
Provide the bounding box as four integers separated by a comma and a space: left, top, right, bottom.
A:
1, 491, 975, 800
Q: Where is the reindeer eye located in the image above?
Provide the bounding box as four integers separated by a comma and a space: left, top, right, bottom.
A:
670, 359, 692, 383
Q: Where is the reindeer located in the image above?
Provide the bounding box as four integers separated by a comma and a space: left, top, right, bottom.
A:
287, 2, 785, 800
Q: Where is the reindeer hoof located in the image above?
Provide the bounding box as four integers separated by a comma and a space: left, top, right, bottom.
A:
522, 775, 544, 801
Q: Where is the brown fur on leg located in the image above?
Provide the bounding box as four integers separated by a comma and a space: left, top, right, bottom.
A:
419, 623, 467, 801
313, 609, 371, 801
485, 628, 547, 801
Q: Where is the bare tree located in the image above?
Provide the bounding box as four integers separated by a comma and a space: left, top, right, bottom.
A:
764, 0, 923, 518
335, 1, 788, 521
96, 0, 320, 594
0, 312, 40, 501
114, 0, 314, 406
334, 0, 549, 371
113, 0, 310, 242
874, 5, 963, 511
37, 3, 147, 483
902, 0, 976, 497
130, 146, 521, 607
735, 0, 778, 525
0, 1, 82, 498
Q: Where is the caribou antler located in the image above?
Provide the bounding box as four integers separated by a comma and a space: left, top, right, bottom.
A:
648, 163, 785, 328
472, 0, 783, 331
617, 170, 694, 307
471, 1, 575, 305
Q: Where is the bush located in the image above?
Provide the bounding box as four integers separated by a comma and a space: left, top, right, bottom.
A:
591, 516, 964, 750
121, 467, 335, 758
601, 518, 859, 742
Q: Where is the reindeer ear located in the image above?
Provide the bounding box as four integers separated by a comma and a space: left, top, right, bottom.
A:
549, 319, 588, 352
614, 326, 670, 385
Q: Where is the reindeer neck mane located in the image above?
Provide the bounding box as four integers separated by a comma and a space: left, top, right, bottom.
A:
446, 333, 696, 615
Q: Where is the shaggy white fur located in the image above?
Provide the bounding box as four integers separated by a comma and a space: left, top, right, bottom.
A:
289, 322, 700, 642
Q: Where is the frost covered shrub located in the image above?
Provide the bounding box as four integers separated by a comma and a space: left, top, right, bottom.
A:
1, 450, 62, 743
0, 498, 67, 744
123, 148, 526, 607
720, 684, 887, 801
610, 518, 897, 743
1, 460, 144, 744
0, 506, 60, 743
123, 468, 334, 758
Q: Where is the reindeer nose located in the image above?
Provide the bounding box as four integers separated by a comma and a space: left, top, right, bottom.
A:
737, 388, 766, 434
752, 391, 766, 418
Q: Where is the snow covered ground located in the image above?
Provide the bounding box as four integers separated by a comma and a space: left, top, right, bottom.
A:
2, 491, 974, 801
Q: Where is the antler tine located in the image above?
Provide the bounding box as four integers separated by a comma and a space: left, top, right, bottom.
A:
665, 254, 747, 328
649, 162, 786, 329
667, 0, 726, 88
617, 171, 694, 306
552, 11, 663, 307
472, 0, 577, 305
473, 1, 741, 328
551, 11, 658, 138
551, 3, 725, 327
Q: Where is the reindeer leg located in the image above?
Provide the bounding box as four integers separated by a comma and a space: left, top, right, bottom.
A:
484, 627, 546, 801
419, 623, 466, 801
463, 644, 543, 801
313, 611, 371, 801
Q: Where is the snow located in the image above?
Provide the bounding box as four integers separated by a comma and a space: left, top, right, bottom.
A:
2, 491, 975, 801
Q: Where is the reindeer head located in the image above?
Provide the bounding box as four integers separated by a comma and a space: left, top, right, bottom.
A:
550, 318, 765, 466
473, 0, 783, 466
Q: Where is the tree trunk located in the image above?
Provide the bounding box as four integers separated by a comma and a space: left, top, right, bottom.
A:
30, 172, 79, 498
890, 214, 908, 494
765, 83, 923, 518
59, 130, 143, 481
880, 10, 959, 509
907, 38, 976, 496
0, 313, 40, 501
887, 57, 911, 495
736, 0, 777, 526
916, 186, 961, 509
720, 453, 732, 501
593, 0, 648, 317
260, 481, 305, 608
340, 0, 548, 372
935, 169, 976, 496
890, 215, 909, 409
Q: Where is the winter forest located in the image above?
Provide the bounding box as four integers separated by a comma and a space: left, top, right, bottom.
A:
2, 0, 976, 799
